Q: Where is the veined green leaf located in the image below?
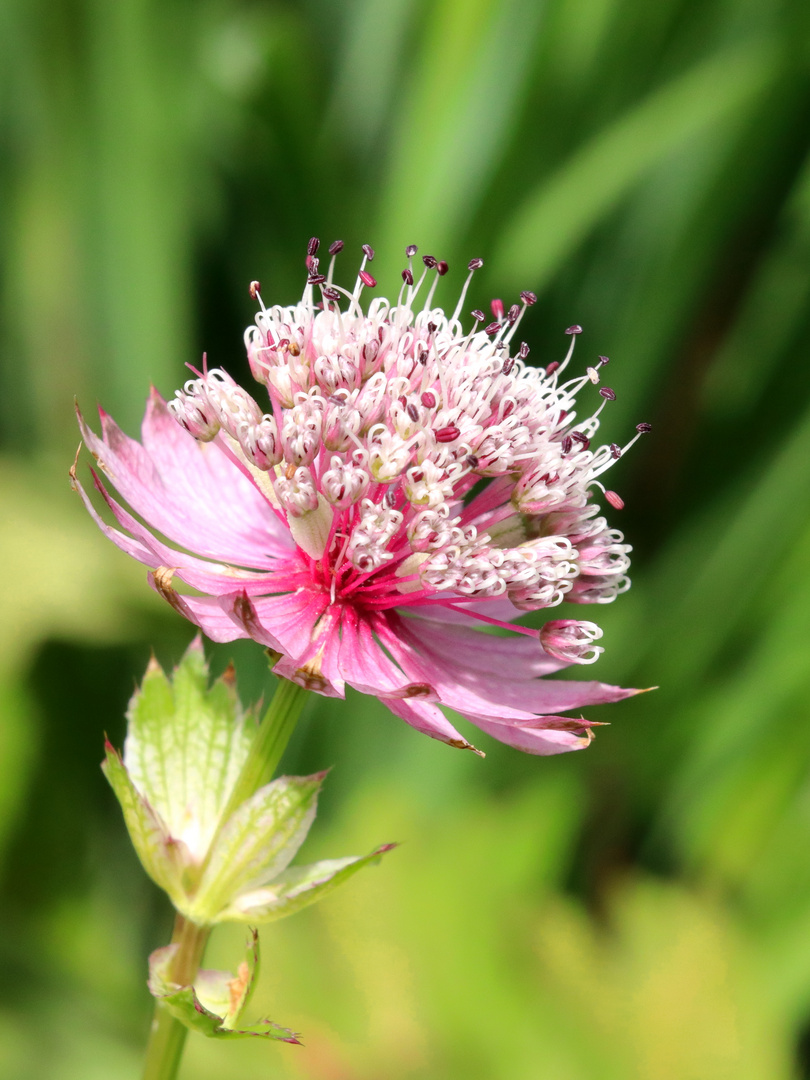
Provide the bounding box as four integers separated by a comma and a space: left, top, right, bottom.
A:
190, 772, 325, 923
221, 844, 397, 923
124, 638, 254, 865
101, 741, 189, 906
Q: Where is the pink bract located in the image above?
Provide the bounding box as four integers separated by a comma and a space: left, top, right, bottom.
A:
74, 244, 647, 755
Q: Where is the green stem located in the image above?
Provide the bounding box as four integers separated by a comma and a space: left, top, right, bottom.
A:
140, 676, 310, 1080
220, 675, 311, 821
141, 916, 211, 1080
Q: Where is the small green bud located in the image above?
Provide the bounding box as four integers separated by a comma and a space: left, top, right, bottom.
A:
103, 638, 395, 924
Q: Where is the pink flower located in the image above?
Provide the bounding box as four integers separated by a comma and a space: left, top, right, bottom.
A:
73, 242, 648, 756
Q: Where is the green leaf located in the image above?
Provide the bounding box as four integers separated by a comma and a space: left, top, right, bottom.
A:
221, 844, 398, 923
189, 772, 325, 923
101, 741, 189, 907
148, 939, 300, 1043
124, 638, 255, 864
373, 0, 546, 272
492, 38, 777, 293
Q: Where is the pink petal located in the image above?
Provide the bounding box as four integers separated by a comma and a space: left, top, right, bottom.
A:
338, 607, 438, 700
149, 583, 248, 643
384, 696, 480, 753
465, 715, 593, 755
403, 616, 567, 677
223, 589, 330, 659
272, 604, 346, 697
78, 397, 288, 568
87, 466, 289, 596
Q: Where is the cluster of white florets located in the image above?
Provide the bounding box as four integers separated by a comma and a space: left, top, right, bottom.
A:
169, 241, 648, 631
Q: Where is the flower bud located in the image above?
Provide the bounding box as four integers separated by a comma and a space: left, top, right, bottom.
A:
540, 619, 604, 664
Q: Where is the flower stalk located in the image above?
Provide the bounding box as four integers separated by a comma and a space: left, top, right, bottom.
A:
216, 673, 310, 831
142, 916, 211, 1080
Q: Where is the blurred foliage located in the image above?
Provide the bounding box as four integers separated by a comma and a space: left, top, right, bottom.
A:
1, 0, 810, 1076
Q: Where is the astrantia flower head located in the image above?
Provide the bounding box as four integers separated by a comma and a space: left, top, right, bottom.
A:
74, 240, 649, 756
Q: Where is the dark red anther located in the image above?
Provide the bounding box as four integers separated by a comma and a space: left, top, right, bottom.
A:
502, 401, 514, 418
307, 237, 320, 256
402, 268, 414, 285
385, 489, 398, 507
546, 361, 559, 375
471, 309, 485, 322
362, 243, 375, 262
427, 322, 437, 334
520, 290, 537, 306
466, 454, 479, 468
308, 273, 326, 285
328, 240, 344, 255
610, 443, 622, 459
491, 299, 504, 320
435, 424, 460, 443
329, 394, 345, 405
306, 255, 318, 272
407, 403, 419, 422
507, 304, 520, 325
249, 280, 261, 300
565, 324, 582, 335
359, 270, 377, 288
406, 244, 418, 257
636, 422, 652, 433
322, 287, 341, 302
485, 321, 501, 335
502, 356, 515, 375
561, 435, 573, 454
468, 257, 483, 271
605, 490, 625, 510
599, 387, 616, 400
421, 391, 436, 407
571, 431, 590, 449
422, 255, 437, 268
437, 260, 449, 276
416, 346, 428, 365
518, 342, 529, 359
398, 395, 407, 408
598, 354, 609, 366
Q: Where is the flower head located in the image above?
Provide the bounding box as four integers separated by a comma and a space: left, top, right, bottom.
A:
74, 241, 648, 755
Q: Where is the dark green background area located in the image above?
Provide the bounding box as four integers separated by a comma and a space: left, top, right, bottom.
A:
1, 0, 810, 1075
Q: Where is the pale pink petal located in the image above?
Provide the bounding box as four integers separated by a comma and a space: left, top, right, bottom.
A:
148, 583, 248, 643
272, 605, 346, 698
390, 615, 638, 716
403, 616, 568, 677
87, 466, 291, 596
223, 589, 329, 660
79, 400, 286, 568
383, 696, 479, 753
338, 607, 438, 700
465, 715, 593, 755
72, 472, 157, 566
140, 391, 295, 561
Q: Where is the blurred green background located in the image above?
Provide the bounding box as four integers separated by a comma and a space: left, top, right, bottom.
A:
2, 0, 810, 1076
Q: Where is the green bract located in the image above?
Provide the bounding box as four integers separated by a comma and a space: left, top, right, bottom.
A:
148, 930, 300, 1043
103, 639, 394, 925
